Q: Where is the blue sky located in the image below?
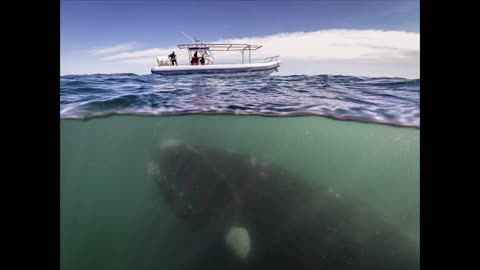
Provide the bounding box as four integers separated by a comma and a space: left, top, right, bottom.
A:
61, 0, 420, 77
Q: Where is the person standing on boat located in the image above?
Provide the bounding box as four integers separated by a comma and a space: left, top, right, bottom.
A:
191, 51, 199, 65
168, 51, 177, 66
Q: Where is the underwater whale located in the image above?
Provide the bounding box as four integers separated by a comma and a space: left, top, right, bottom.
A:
148, 140, 419, 270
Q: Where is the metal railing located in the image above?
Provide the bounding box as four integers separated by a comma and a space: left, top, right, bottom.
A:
264, 55, 280, 62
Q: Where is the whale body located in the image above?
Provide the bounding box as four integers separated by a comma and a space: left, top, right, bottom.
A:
148, 140, 419, 270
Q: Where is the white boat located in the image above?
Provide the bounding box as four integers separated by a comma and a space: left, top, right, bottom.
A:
151, 42, 280, 77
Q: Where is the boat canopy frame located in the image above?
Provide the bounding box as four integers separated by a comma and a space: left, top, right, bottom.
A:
177, 43, 263, 64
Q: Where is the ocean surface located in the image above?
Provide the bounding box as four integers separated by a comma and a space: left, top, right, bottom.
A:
60, 74, 419, 127
60, 74, 420, 270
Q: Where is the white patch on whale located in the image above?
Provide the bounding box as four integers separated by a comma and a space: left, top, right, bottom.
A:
225, 226, 251, 259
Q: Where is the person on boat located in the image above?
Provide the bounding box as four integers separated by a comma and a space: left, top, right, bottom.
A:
200, 54, 205, 65
191, 51, 199, 65
168, 51, 177, 66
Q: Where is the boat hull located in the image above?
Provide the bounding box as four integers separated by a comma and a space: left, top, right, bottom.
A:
151, 61, 280, 77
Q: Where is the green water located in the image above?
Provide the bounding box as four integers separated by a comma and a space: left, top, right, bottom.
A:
60, 115, 419, 270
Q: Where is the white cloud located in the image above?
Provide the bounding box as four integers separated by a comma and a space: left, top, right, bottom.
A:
101, 30, 418, 63
119, 57, 157, 65
65, 29, 419, 78
86, 42, 137, 55
220, 29, 419, 62
101, 47, 177, 61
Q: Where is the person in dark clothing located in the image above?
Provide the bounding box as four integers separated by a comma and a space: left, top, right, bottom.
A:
191, 51, 199, 65
168, 51, 177, 66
